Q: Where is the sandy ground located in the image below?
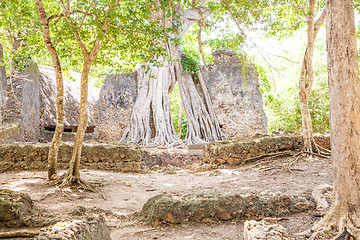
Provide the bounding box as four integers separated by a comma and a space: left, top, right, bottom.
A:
0, 154, 333, 239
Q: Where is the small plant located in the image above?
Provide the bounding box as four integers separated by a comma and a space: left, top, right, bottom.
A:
180, 48, 200, 79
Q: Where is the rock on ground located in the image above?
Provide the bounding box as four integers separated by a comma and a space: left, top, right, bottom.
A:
37, 214, 111, 240
244, 218, 290, 240
0, 189, 33, 228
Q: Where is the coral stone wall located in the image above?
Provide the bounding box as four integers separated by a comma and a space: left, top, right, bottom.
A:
0, 142, 144, 172
202, 49, 268, 140
1, 61, 41, 142
94, 72, 137, 141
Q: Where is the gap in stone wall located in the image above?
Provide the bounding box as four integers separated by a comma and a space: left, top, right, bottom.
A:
169, 82, 187, 140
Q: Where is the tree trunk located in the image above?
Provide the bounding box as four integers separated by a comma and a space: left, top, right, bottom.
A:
175, 60, 224, 144
309, 0, 360, 238
121, 6, 224, 146
120, 65, 153, 145
0, 44, 6, 121
35, 0, 64, 180
298, 1, 326, 153
57, 1, 114, 185
65, 58, 91, 183
121, 60, 180, 146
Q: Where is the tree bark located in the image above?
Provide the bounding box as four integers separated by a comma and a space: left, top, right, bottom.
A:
121, 6, 224, 146
309, 0, 360, 238
121, 60, 180, 146
58, 0, 113, 185
298, 2, 326, 153
66, 57, 91, 182
176, 8, 224, 144
35, 0, 65, 180
0, 44, 6, 120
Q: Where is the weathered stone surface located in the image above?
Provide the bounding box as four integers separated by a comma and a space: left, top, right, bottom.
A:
0, 123, 21, 144
0, 189, 33, 227
201, 49, 267, 140
204, 134, 303, 165
140, 191, 315, 225
1, 61, 41, 142
94, 72, 137, 141
42, 131, 97, 142
22, 61, 41, 141
37, 215, 111, 240
39, 66, 98, 135
244, 218, 290, 240
0, 142, 144, 172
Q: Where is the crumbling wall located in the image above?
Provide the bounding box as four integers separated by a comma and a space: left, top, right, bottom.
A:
1, 61, 41, 142
201, 49, 268, 140
204, 134, 303, 165
94, 72, 137, 141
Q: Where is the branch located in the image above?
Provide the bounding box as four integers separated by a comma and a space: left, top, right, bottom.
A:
313, 9, 326, 37
180, 7, 212, 36
79, 0, 96, 29
60, 0, 89, 55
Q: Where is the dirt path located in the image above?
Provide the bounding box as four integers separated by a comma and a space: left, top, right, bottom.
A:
0, 154, 332, 239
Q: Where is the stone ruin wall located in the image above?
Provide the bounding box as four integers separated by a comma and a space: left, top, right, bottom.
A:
0, 63, 97, 143
95, 49, 268, 141
201, 49, 267, 140
94, 72, 137, 141
0, 61, 41, 143
0, 142, 144, 173
0, 49, 267, 143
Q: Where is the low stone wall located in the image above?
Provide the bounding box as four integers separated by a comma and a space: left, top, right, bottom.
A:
140, 191, 315, 225
0, 142, 144, 172
204, 134, 303, 165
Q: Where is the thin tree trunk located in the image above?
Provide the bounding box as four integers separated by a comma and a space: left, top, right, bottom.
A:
308, 0, 360, 238
58, 0, 113, 185
35, 0, 64, 180
298, 1, 326, 153
0, 44, 6, 116
66, 58, 91, 182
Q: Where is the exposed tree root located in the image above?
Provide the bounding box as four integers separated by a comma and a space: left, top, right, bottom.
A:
287, 152, 304, 172
298, 205, 360, 239
52, 173, 107, 200
241, 150, 296, 166
304, 151, 330, 158
0, 229, 41, 238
